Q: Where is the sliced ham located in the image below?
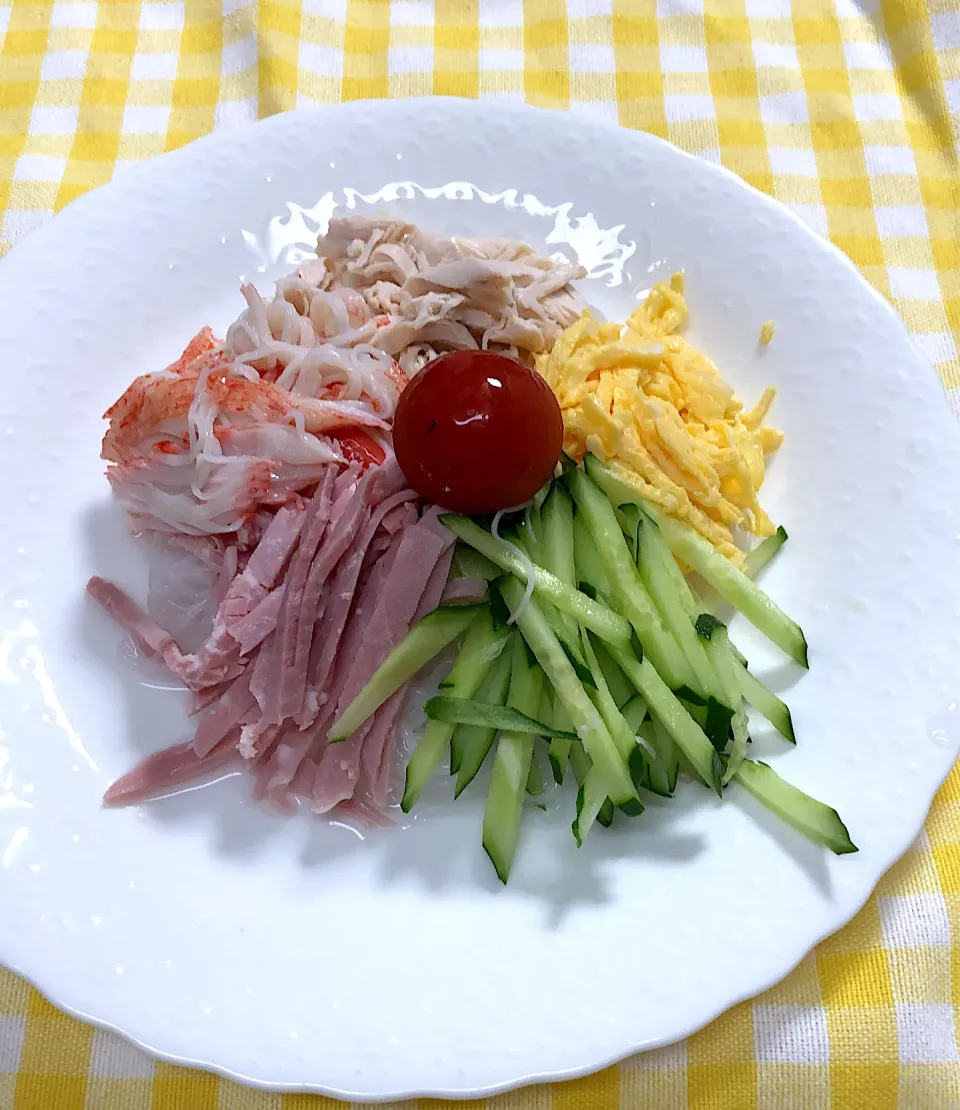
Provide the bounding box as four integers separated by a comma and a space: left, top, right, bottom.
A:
225, 586, 285, 654
261, 472, 337, 723
365, 522, 454, 809
98, 458, 458, 818
259, 525, 407, 796
252, 469, 335, 721
104, 731, 239, 805
192, 673, 257, 758
311, 512, 452, 814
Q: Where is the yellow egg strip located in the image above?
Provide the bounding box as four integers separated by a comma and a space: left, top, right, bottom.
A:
536, 275, 783, 564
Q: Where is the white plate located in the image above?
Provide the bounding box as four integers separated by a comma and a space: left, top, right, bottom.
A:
2, 99, 960, 1100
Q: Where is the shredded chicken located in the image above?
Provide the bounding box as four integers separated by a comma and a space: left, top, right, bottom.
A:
227, 215, 586, 382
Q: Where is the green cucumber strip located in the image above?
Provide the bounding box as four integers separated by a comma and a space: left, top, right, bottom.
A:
572, 767, 610, 845
623, 505, 699, 619
452, 641, 514, 797
618, 797, 645, 817
569, 745, 614, 828
542, 486, 578, 590
500, 576, 638, 807
695, 614, 744, 755
450, 543, 500, 582
399, 609, 510, 811
426, 696, 577, 739
582, 634, 647, 795
573, 513, 615, 602
330, 603, 485, 743
482, 636, 544, 882
617, 502, 642, 561
638, 720, 671, 796
743, 526, 788, 579
566, 467, 692, 689
611, 646, 723, 794
549, 692, 574, 785
734, 759, 858, 855
635, 512, 724, 703
736, 662, 795, 742
593, 640, 634, 709
651, 717, 681, 794
694, 615, 750, 782
724, 704, 750, 785
507, 533, 592, 682
585, 454, 807, 667
621, 693, 649, 732
441, 514, 632, 647
399, 720, 454, 814
539, 485, 583, 650
526, 750, 544, 796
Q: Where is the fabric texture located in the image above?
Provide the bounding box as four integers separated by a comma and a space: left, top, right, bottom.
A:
1, 0, 959, 1106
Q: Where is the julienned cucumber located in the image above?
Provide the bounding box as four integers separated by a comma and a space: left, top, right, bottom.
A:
584, 455, 808, 668
549, 693, 575, 785
734, 759, 858, 855
450, 543, 500, 582
736, 662, 795, 742
539, 485, 582, 649
453, 642, 514, 797
425, 696, 578, 739
634, 509, 726, 705
610, 646, 723, 794
440, 514, 633, 648
582, 634, 646, 785
507, 531, 591, 680
573, 513, 615, 602
399, 609, 510, 812
393, 462, 855, 880
482, 635, 544, 882
695, 614, 749, 782
329, 603, 486, 743
568, 744, 614, 828
743, 526, 788, 579
573, 766, 619, 845
621, 504, 698, 620
499, 576, 638, 807
566, 467, 692, 689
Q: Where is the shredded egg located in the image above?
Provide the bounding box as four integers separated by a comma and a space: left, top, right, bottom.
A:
535, 273, 783, 564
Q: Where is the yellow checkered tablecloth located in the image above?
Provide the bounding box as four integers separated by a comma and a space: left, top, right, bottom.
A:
1, 0, 959, 1106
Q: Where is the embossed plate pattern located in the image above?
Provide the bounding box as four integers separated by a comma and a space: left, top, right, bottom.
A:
1, 101, 959, 1099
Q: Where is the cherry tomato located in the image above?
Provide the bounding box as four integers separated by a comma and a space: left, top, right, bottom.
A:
331, 428, 386, 470
392, 351, 563, 514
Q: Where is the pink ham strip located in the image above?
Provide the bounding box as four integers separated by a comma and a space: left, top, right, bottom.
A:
252, 470, 334, 721
298, 487, 418, 727
225, 586, 285, 654
104, 730, 239, 805
192, 672, 257, 757
278, 458, 410, 724
87, 577, 187, 674
258, 488, 416, 798
310, 514, 450, 814
98, 458, 464, 822
244, 503, 307, 588
281, 533, 405, 805
364, 517, 455, 809
276, 477, 362, 722
175, 503, 308, 691
355, 687, 411, 811
187, 680, 231, 716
